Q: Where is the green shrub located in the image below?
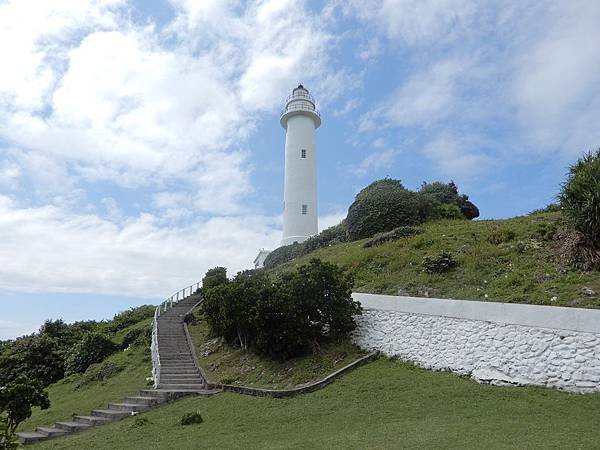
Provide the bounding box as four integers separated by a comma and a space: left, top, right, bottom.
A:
121, 327, 151, 350
529, 203, 561, 215
262, 242, 303, 269
363, 226, 424, 248
74, 361, 124, 389
487, 229, 517, 245
419, 181, 480, 220
130, 416, 151, 428
201, 267, 228, 291
347, 179, 422, 240
436, 203, 464, 220
180, 411, 203, 426
263, 222, 349, 269
422, 252, 458, 273
201, 259, 361, 360
559, 148, 600, 248
65, 333, 116, 375
106, 306, 155, 333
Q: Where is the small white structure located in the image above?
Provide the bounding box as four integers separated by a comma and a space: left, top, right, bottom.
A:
253, 249, 271, 269
280, 84, 321, 246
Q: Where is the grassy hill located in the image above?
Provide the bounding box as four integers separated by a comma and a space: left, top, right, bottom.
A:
18, 318, 153, 432
270, 212, 600, 309
187, 312, 365, 389
31, 358, 600, 449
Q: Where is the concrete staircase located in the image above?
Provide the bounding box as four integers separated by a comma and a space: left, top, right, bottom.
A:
17, 294, 216, 445
155, 295, 207, 390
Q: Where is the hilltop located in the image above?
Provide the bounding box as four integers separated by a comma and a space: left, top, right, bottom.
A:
269, 212, 599, 309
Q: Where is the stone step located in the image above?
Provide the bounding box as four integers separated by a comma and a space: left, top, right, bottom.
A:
160, 372, 202, 378
74, 415, 113, 425
92, 409, 132, 420
159, 383, 206, 390
125, 396, 162, 405
161, 378, 204, 385
36, 426, 69, 438
54, 421, 92, 432
108, 402, 150, 412
16, 432, 47, 444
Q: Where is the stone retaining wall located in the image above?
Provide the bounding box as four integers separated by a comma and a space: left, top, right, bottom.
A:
352, 293, 600, 393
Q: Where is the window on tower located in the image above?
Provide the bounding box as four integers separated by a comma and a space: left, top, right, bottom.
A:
302, 204, 308, 215
301, 149, 307, 158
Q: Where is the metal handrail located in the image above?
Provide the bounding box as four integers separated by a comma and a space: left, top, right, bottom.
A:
285, 91, 315, 105
281, 103, 321, 118
151, 281, 202, 389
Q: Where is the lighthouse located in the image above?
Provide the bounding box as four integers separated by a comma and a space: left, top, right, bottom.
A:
280, 84, 321, 246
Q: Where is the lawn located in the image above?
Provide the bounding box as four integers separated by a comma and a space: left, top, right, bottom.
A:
18, 333, 152, 432
31, 358, 600, 449
187, 312, 366, 389
271, 212, 600, 308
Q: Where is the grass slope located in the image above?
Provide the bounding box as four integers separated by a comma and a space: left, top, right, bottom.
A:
32, 359, 600, 449
19, 320, 153, 432
187, 314, 365, 388
272, 212, 600, 308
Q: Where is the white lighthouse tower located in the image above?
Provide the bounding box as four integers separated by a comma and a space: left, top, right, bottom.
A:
280, 84, 321, 246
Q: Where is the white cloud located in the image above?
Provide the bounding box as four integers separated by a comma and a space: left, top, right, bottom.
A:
0, 161, 21, 189
319, 211, 346, 232
0, 195, 280, 298
0, 0, 339, 216
422, 135, 493, 181
511, 0, 600, 154
359, 58, 477, 131
343, 0, 477, 45
349, 148, 398, 177
0, 319, 38, 340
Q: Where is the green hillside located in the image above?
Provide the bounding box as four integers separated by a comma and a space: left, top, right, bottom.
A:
270, 212, 600, 308
31, 359, 600, 449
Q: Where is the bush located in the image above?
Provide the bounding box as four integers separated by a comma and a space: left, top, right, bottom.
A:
529, 203, 561, 215
201, 259, 362, 360
559, 148, 600, 249
487, 229, 517, 245
65, 333, 117, 375
419, 181, 480, 220
363, 226, 424, 248
436, 203, 464, 220
121, 327, 151, 350
201, 267, 228, 291
262, 242, 303, 269
422, 252, 458, 273
0, 335, 65, 387
106, 306, 155, 333
347, 179, 422, 240
74, 361, 123, 389
180, 411, 203, 426
263, 222, 349, 269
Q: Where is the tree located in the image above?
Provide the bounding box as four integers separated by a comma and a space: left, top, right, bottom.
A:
0, 377, 50, 447
419, 181, 480, 220
560, 148, 600, 248
65, 333, 116, 375
201, 267, 229, 291
346, 179, 421, 240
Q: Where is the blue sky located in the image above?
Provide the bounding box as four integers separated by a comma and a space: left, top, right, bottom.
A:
1, 0, 599, 339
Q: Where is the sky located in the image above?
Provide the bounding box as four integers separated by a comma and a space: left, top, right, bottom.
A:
1, 0, 600, 339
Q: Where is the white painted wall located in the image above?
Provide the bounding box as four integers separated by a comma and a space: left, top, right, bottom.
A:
280, 91, 319, 246
352, 293, 600, 393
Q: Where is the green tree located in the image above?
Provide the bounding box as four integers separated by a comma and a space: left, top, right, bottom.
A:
346, 178, 421, 240
201, 267, 229, 291
65, 333, 116, 375
560, 148, 600, 248
0, 377, 50, 447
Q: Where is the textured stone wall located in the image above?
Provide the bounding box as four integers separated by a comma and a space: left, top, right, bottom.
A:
353, 308, 600, 393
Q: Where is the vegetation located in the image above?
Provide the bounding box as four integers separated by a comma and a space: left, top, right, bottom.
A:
65, 333, 117, 375
187, 314, 365, 389
422, 251, 458, 274
31, 359, 600, 449
263, 222, 348, 269
201, 259, 361, 359
180, 412, 203, 426
1, 377, 49, 448
18, 340, 151, 433
269, 212, 600, 308
559, 148, 600, 270
363, 226, 423, 248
